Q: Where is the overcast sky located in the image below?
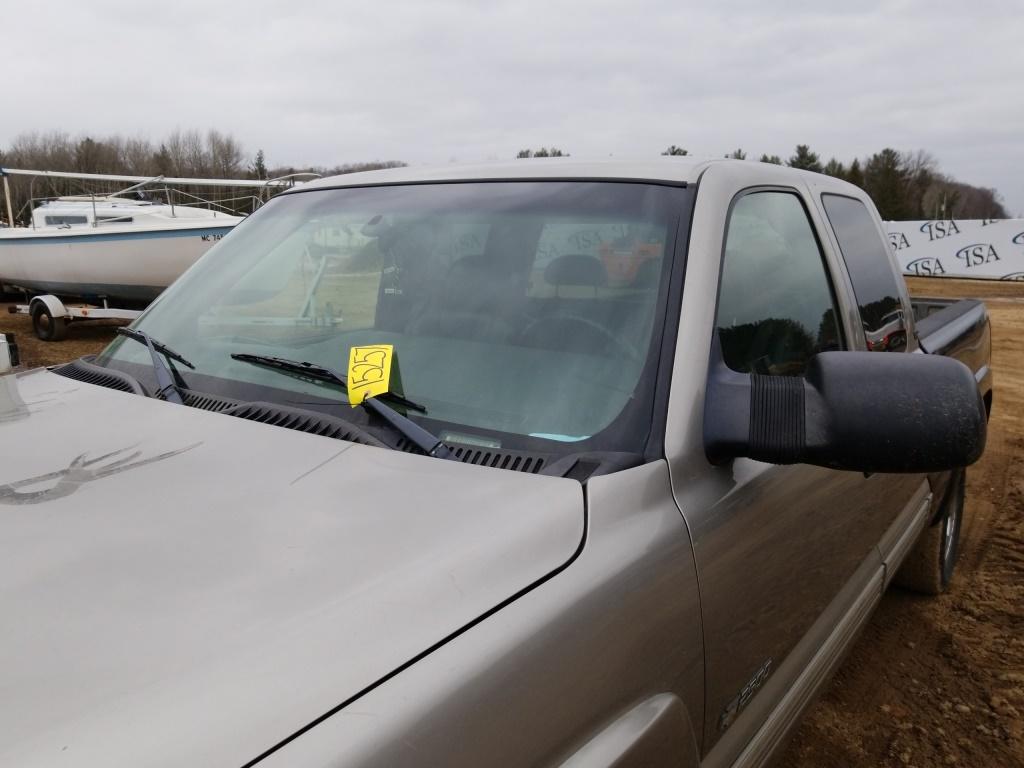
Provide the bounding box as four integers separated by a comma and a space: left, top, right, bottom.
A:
2, 0, 1022, 215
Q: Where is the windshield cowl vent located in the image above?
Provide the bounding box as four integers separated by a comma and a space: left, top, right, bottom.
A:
52, 356, 146, 395
182, 392, 242, 413
222, 402, 386, 448
452, 445, 546, 473
393, 436, 547, 474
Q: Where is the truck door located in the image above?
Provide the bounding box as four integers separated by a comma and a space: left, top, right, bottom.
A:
671, 187, 925, 761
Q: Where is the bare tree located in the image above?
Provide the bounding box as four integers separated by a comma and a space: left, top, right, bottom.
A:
517, 147, 569, 158
901, 149, 939, 219
122, 137, 157, 176
207, 130, 244, 177
0, 128, 258, 222
922, 178, 1006, 219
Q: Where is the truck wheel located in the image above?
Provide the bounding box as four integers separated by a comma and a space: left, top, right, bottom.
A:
894, 469, 965, 595
31, 302, 68, 341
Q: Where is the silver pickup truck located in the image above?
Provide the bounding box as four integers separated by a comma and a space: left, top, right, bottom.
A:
0, 159, 991, 767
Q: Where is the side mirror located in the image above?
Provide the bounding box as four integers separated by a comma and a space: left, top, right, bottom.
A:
704, 339, 986, 473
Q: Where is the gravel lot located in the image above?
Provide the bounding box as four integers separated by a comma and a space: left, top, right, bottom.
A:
2, 276, 1022, 766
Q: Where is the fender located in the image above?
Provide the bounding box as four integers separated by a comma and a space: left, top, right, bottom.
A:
30, 294, 69, 319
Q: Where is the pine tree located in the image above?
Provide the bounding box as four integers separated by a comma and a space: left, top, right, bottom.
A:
661, 145, 688, 156
846, 158, 864, 188
787, 145, 823, 173
759, 154, 782, 165
823, 158, 846, 178
726, 148, 747, 160
863, 149, 908, 220
249, 149, 268, 180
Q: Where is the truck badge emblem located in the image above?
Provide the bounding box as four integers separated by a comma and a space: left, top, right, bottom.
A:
719, 658, 774, 731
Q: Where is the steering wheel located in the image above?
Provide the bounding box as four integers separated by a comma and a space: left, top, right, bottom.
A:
519, 314, 640, 360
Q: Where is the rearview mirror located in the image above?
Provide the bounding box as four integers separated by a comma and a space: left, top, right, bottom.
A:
704, 339, 986, 473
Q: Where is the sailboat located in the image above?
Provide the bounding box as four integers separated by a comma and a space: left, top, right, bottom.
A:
0, 168, 302, 301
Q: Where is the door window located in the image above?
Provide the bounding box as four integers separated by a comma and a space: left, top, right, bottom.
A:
821, 194, 907, 351
716, 191, 843, 375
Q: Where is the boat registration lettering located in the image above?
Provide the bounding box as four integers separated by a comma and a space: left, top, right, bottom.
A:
201, 233, 225, 242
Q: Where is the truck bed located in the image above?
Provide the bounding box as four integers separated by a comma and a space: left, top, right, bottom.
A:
912, 298, 990, 375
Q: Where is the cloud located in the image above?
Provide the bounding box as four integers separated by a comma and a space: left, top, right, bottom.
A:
3, 0, 1021, 213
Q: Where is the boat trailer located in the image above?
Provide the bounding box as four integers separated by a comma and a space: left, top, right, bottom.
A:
7, 295, 142, 341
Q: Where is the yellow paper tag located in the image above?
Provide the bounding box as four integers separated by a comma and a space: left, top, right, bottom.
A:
347, 344, 393, 407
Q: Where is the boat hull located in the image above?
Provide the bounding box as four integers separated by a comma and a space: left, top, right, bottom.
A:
0, 223, 236, 301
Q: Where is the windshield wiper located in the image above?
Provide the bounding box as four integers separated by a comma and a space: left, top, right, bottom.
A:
230, 354, 427, 412
230, 353, 453, 459
115, 327, 195, 405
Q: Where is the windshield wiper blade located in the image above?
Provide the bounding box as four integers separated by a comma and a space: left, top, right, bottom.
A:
230, 353, 426, 412
115, 327, 195, 405
116, 327, 195, 369
230, 353, 452, 459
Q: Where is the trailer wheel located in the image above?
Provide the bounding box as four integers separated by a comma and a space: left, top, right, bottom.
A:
31, 302, 68, 341
894, 469, 965, 595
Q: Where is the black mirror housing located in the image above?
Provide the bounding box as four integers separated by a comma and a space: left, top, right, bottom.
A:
704, 341, 987, 473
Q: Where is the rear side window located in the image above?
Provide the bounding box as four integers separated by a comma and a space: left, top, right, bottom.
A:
715, 191, 843, 376
821, 194, 907, 352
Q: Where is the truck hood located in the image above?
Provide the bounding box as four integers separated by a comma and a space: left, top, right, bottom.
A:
0, 369, 585, 767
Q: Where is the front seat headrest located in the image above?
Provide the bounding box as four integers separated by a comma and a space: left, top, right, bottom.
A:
544, 254, 607, 288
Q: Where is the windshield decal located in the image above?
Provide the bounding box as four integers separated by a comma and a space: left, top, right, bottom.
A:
347, 344, 393, 406
0, 443, 200, 505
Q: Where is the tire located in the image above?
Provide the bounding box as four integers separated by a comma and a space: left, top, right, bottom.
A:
894, 469, 965, 595
31, 302, 68, 342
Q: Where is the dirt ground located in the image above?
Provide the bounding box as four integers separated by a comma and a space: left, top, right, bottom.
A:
2, 277, 1023, 767
0, 302, 128, 368
783, 277, 1024, 768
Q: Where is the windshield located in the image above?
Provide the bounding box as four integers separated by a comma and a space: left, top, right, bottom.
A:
98, 181, 691, 455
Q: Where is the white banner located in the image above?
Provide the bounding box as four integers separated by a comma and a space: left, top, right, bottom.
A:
886, 219, 1024, 280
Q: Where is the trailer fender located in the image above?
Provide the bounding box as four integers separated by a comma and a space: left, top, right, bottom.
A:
28, 295, 70, 341
29, 294, 69, 319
